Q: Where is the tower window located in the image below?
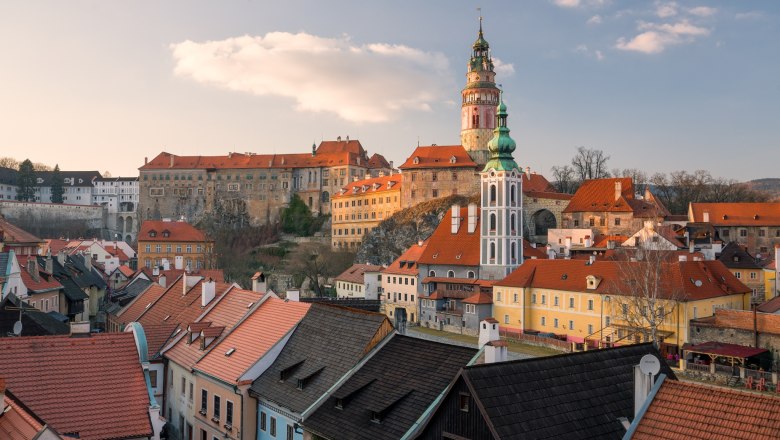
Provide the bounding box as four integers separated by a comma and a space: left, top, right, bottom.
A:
490, 242, 496, 261
510, 185, 516, 205
472, 113, 480, 128
490, 213, 497, 232
490, 185, 497, 204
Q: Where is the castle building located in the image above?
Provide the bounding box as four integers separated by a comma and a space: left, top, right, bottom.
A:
331, 173, 402, 250
398, 145, 478, 209
479, 97, 523, 280
460, 18, 500, 166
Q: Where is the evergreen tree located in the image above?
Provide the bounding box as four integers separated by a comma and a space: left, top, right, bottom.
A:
16, 159, 37, 202
50, 164, 64, 203
280, 195, 314, 236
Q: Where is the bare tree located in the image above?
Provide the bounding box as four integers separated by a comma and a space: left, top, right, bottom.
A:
0, 157, 20, 170
287, 242, 354, 297
571, 146, 610, 181
32, 162, 52, 172
550, 165, 579, 194
612, 168, 648, 193
608, 248, 684, 347
650, 170, 769, 214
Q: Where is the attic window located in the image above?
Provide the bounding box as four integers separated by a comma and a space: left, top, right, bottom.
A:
450, 156, 457, 164
733, 256, 740, 262
225, 348, 236, 357
370, 411, 382, 424
335, 398, 344, 410
162, 230, 170, 238
149, 231, 157, 237
247, 302, 254, 308
459, 393, 470, 412
145, 302, 152, 309
723, 215, 728, 220
163, 315, 170, 321
754, 214, 759, 220
561, 274, 568, 280
413, 157, 420, 164
432, 253, 439, 259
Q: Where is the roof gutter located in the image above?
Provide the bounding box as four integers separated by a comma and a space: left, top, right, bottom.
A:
622, 373, 667, 440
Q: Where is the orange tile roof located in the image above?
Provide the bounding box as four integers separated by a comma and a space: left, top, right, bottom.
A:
496, 259, 750, 301
398, 145, 477, 170
163, 288, 263, 369
758, 295, 780, 313
19, 261, 62, 293
523, 240, 548, 260
335, 263, 384, 284
44, 238, 70, 255
593, 234, 629, 248
632, 380, 780, 439
520, 172, 556, 193
462, 291, 494, 304
524, 190, 573, 201
694, 308, 780, 335
332, 174, 402, 199
0, 392, 44, 439
115, 283, 166, 322
382, 240, 428, 276
118, 265, 135, 277
418, 206, 480, 266
563, 177, 668, 217
158, 269, 225, 283
0, 333, 152, 440
138, 220, 210, 243
194, 297, 310, 384
690, 202, 780, 226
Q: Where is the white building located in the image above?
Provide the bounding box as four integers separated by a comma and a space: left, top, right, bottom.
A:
334, 263, 383, 299
93, 177, 140, 243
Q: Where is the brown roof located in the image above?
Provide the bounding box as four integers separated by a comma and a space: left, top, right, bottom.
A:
690, 202, 780, 226
524, 190, 573, 201
520, 173, 556, 193
164, 288, 263, 369
194, 297, 310, 384
418, 206, 480, 267
138, 220, 210, 243
0, 218, 43, 246
693, 308, 780, 335
382, 240, 428, 276
757, 295, 780, 313
332, 174, 402, 199
632, 380, 780, 439
398, 145, 478, 170
0, 333, 152, 440
496, 259, 750, 301
335, 263, 383, 284
368, 153, 391, 169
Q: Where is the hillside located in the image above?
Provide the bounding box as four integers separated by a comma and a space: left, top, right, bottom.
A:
747, 178, 780, 201
356, 194, 479, 266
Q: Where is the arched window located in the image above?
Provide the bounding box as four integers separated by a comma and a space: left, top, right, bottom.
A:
467, 271, 475, 279
321, 191, 330, 203
490, 213, 497, 232
511, 242, 517, 262
510, 185, 516, 205
429, 270, 436, 277
510, 213, 516, 233
490, 242, 496, 261
447, 270, 455, 278
490, 185, 497, 204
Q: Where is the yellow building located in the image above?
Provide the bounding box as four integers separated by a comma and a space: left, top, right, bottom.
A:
331, 174, 402, 250
717, 242, 766, 302
493, 259, 750, 355
138, 220, 214, 270
765, 261, 777, 300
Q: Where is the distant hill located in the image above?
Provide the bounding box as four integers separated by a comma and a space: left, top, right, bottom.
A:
746, 178, 780, 201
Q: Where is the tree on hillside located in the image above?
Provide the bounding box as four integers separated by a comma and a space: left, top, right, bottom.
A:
16, 159, 37, 202
571, 146, 610, 181
608, 248, 684, 348
0, 157, 19, 170
280, 195, 314, 236
287, 242, 354, 297
650, 170, 769, 214
50, 164, 64, 203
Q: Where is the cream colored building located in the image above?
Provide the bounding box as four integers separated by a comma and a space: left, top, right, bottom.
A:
331, 174, 402, 250
381, 240, 427, 327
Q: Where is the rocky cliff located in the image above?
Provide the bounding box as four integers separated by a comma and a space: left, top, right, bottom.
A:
356, 194, 479, 265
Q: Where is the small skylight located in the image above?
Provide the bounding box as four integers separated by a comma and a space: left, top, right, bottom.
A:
247, 302, 254, 308
145, 302, 152, 309
225, 348, 236, 357
163, 315, 170, 321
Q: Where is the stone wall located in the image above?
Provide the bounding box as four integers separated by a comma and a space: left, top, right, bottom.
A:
0, 201, 106, 238
524, 195, 568, 244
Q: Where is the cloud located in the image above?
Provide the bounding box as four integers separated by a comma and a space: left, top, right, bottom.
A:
493, 58, 516, 76
655, 2, 678, 18
689, 6, 717, 17
170, 32, 453, 123
574, 44, 605, 60
595, 50, 605, 60
553, 0, 581, 8
616, 19, 710, 54
735, 11, 763, 20
587, 15, 603, 25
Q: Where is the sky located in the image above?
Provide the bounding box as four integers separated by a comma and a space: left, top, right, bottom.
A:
1, 0, 778, 181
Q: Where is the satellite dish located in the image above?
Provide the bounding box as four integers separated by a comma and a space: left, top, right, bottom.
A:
12, 320, 23, 336
639, 354, 661, 376
694, 280, 703, 287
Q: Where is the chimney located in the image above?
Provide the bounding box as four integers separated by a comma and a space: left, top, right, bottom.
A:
57, 249, 66, 266
175, 255, 184, 270
417, 240, 424, 247
286, 290, 300, 301
703, 211, 710, 223
389, 160, 394, 169
252, 272, 267, 293
584, 235, 593, 248
467, 203, 478, 234
689, 241, 695, 254
0, 377, 5, 414
144, 157, 148, 165
70, 321, 91, 337
678, 255, 687, 262
564, 237, 572, 257
337, 136, 341, 141
589, 255, 596, 265
184, 273, 202, 294
158, 274, 167, 288
634, 359, 660, 416
45, 253, 53, 274
169, 155, 175, 168
152, 266, 160, 277
525, 166, 531, 179
451, 205, 461, 234
479, 319, 507, 363
346, 135, 349, 142
162, 259, 170, 271
615, 180, 622, 201
201, 278, 216, 307
27, 256, 39, 282
312, 143, 316, 156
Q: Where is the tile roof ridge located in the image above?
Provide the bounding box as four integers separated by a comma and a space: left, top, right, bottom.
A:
135, 276, 185, 321
466, 342, 658, 371
115, 283, 159, 318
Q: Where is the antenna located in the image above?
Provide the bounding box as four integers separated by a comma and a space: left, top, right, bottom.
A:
639, 354, 661, 376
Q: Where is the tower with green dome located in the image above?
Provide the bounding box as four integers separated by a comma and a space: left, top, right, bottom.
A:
460, 17, 500, 166
480, 96, 523, 279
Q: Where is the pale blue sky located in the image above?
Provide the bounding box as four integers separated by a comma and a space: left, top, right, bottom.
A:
1, 1, 777, 180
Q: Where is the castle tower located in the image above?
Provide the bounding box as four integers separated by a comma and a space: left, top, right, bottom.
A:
461, 17, 500, 166
480, 96, 523, 280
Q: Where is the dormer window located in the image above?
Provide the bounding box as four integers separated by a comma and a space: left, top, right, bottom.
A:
162, 230, 170, 238
413, 156, 420, 164
370, 411, 382, 424
450, 156, 457, 164
149, 230, 157, 238
586, 275, 601, 290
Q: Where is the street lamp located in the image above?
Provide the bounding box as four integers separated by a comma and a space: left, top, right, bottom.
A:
600, 295, 611, 348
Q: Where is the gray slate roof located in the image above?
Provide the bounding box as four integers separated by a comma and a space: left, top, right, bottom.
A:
304, 335, 477, 440
0, 252, 10, 276
0, 294, 69, 336
250, 303, 390, 414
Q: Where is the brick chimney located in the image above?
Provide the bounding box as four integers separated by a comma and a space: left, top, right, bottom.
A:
615, 180, 622, 201
27, 256, 39, 282
45, 253, 53, 274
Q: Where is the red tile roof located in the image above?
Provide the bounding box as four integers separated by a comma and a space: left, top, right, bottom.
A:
418, 206, 480, 266
163, 288, 263, 369
496, 259, 750, 301
398, 145, 477, 170
462, 291, 494, 304
194, 297, 310, 384
44, 238, 70, 255
524, 190, 572, 201
0, 333, 152, 440
382, 240, 428, 276
690, 202, 780, 226
138, 220, 210, 243
19, 261, 62, 293
115, 283, 167, 323
563, 178, 668, 217
632, 380, 780, 439
520, 173, 556, 193
332, 174, 402, 199
368, 153, 391, 169
0, 391, 45, 439
335, 263, 384, 284
0, 218, 43, 246
694, 308, 780, 335
523, 240, 548, 260
758, 295, 780, 313
683, 341, 767, 359
118, 265, 135, 277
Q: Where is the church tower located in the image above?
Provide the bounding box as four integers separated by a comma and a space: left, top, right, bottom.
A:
461, 18, 500, 166
480, 95, 523, 280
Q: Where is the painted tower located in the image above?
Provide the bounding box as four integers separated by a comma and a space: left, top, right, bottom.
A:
480, 96, 523, 280
461, 18, 500, 166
